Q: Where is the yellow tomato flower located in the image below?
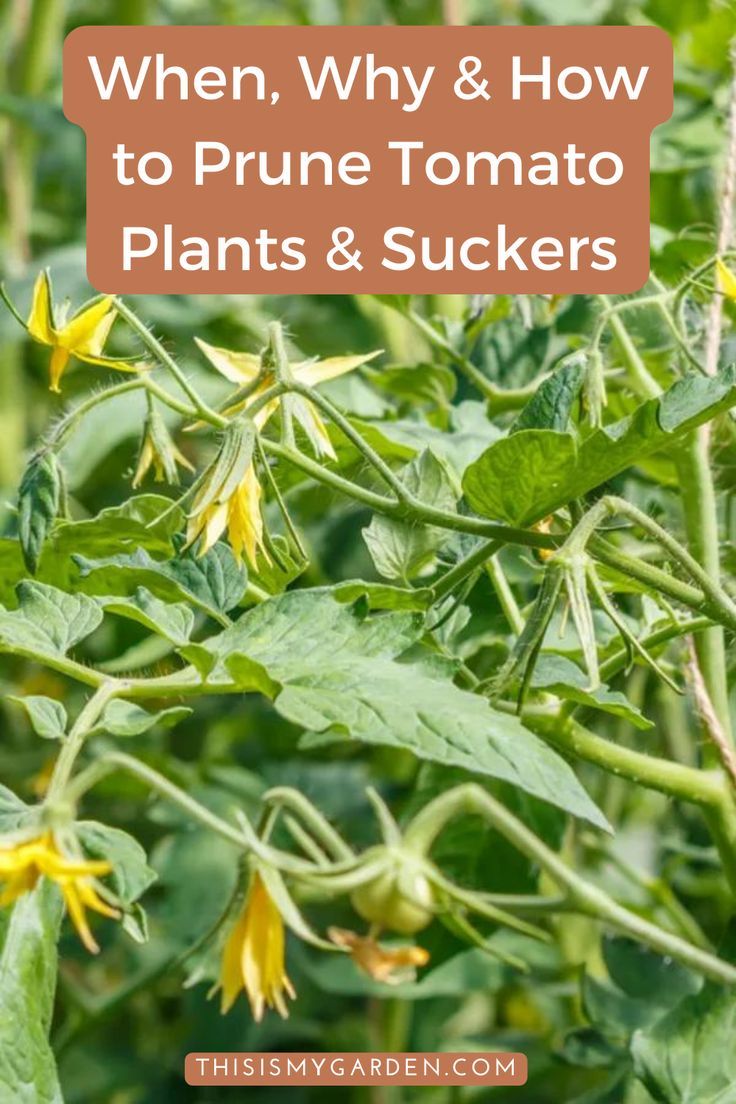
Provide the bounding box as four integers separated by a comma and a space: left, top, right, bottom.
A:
717, 257, 736, 302
0, 831, 119, 953
186, 421, 267, 568
195, 337, 380, 461
25, 271, 141, 392
328, 926, 429, 983
218, 872, 295, 1020
133, 408, 193, 488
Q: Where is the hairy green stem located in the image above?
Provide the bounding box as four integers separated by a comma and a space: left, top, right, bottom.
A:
46, 682, 118, 801
591, 539, 727, 625
114, 299, 226, 427
403, 783, 736, 984
533, 710, 736, 896
261, 438, 557, 550
263, 787, 354, 862
675, 437, 733, 744
261, 437, 734, 631
599, 616, 713, 683
485, 555, 525, 635
289, 380, 411, 503
64, 751, 249, 849
570, 496, 736, 632
431, 539, 501, 602
595, 295, 663, 400
408, 309, 541, 410
533, 714, 725, 810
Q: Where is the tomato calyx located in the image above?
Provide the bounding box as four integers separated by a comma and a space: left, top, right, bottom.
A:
350, 846, 436, 934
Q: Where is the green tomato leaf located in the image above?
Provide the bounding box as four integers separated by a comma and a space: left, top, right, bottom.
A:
371, 294, 411, 314
98, 587, 195, 645
463, 429, 577, 526
76, 821, 157, 906
363, 449, 457, 581
0, 881, 64, 1103
531, 655, 654, 730
0, 784, 38, 835
50, 494, 183, 561
247, 535, 307, 597
6, 695, 67, 740
17, 451, 60, 576
367, 362, 457, 407
333, 580, 433, 611
187, 591, 607, 828
184, 589, 421, 685
354, 402, 501, 475
289, 657, 608, 829
74, 540, 246, 621
464, 366, 736, 525
155, 827, 239, 948
0, 582, 102, 656
511, 356, 586, 433
0, 495, 187, 606
656, 370, 736, 432
604, 936, 701, 1005
98, 700, 192, 737
632, 981, 736, 1103
583, 938, 700, 1042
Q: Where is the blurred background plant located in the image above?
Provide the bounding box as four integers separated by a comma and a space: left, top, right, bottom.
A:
2, 2, 736, 1103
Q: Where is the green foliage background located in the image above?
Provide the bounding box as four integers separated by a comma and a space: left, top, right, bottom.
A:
2, 1, 736, 1103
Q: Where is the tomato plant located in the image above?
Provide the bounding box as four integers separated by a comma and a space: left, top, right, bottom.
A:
2, 2, 736, 1103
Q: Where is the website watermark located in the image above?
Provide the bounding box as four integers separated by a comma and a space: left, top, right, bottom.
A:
185, 1051, 528, 1086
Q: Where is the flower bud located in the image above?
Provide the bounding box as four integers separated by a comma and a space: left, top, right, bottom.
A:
133, 407, 193, 488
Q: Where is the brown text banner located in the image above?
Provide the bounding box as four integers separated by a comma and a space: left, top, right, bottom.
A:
64, 25, 672, 293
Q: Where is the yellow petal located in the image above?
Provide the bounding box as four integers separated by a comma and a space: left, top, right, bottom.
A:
216, 873, 295, 1020
297, 350, 381, 387
294, 398, 337, 461
259, 401, 280, 427
717, 258, 736, 302
39, 850, 112, 880
132, 437, 155, 489
75, 880, 120, 920
48, 346, 70, 393
241, 876, 288, 1021
61, 882, 100, 954
27, 271, 56, 345
218, 910, 250, 1014
227, 467, 267, 569
247, 389, 280, 431
0, 846, 33, 873
58, 297, 115, 354
202, 500, 230, 555
187, 498, 229, 558
172, 444, 195, 472
0, 867, 40, 905
73, 352, 142, 373
83, 308, 116, 356
195, 337, 261, 384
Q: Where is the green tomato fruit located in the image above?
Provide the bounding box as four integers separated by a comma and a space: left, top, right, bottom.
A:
351, 854, 434, 934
